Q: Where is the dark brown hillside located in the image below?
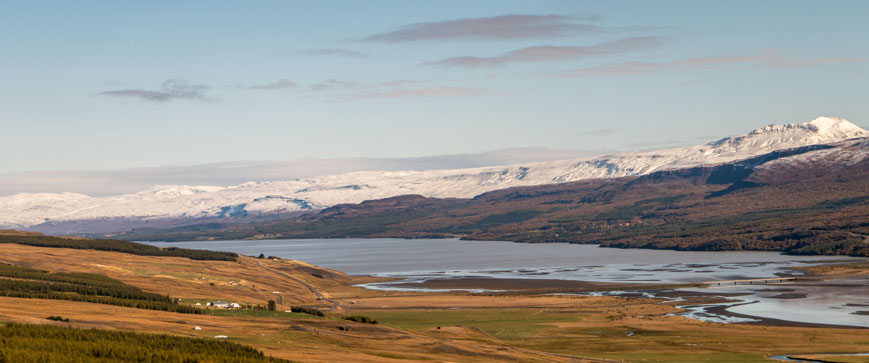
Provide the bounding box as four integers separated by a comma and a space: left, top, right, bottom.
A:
117, 142, 869, 256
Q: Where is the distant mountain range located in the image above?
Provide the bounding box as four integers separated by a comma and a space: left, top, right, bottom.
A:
0, 147, 606, 196
2, 117, 867, 236
117, 136, 869, 257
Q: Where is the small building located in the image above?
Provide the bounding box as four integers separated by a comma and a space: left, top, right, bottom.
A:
206, 301, 243, 309
214, 335, 228, 339
193, 326, 202, 331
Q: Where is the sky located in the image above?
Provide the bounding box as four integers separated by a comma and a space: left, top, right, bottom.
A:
1, 0, 868, 176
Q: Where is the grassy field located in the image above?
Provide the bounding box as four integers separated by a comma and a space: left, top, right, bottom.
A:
365, 308, 581, 339
0, 233, 238, 261
799, 260, 869, 277
0, 243, 346, 309
359, 305, 869, 362
0, 243, 867, 362
204, 309, 325, 319
0, 264, 200, 313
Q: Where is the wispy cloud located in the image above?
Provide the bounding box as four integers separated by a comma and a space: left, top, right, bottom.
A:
249, 79, 298, 90
309, 79, 502, 100
553, 50, 864, 78
99, 79, 210, 102
307, 79, 359, 92
299, 48, 368, 58
580, 128, 618, 136
246, 78, 499, 100
342, 85, 502, 100
621, 139, 689, 150
424, 36, 665, 68
376, 80, 420, 88
361, 14, 601, 42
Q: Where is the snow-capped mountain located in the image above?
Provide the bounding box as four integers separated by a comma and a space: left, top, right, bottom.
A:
2, 117, 867, 231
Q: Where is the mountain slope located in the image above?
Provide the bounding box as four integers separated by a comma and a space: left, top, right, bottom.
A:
2, 117, 866, 233
119, 138, 869, 256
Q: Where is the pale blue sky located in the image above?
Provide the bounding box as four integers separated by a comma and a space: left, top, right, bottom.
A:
1, 1, 867, 173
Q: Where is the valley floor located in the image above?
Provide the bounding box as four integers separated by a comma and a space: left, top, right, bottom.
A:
0, 243, 867, 362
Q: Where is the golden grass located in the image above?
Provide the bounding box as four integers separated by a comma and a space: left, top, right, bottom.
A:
340, 296, 868, 362
1, 243, 867, 362
0, 296, 591, 362
0, 243, 355, 309
0, 230, 43, 236
800, 261, 869, 277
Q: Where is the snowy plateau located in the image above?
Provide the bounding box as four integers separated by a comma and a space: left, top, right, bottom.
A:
2, 117, 867, 231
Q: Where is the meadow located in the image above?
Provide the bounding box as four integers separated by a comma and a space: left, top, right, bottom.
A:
0, 242, 865, 362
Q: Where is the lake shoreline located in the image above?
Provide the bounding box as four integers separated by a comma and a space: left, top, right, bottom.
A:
142, 238, 868, 328
387, 276, 869, 329
383, 276, 696, 291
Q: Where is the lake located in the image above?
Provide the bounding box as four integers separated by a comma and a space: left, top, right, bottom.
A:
145, 238, 868, 328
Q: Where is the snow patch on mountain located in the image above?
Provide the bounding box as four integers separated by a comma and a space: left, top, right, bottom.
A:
755, 138, 869, 171
2, 117, 866, 230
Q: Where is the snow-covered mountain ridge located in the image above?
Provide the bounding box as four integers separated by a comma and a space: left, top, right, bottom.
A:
2, 117, 867, 230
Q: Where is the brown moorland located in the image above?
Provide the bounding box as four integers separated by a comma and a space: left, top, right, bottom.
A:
0, 243, 867, 362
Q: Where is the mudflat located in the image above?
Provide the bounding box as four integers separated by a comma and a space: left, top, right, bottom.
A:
387, 276, 688, 291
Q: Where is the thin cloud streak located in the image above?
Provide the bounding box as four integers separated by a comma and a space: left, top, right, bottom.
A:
342, 85, 503, 100
555, 50, 864, 78
249, 79, 298, 90
424, 36, 665, 68
307, 79, 359, 92
361, 14, 602, 42
243, 78, 495, 100
580, 128, 619, 136
99, 79, 210, 102
299, 48, 368, 58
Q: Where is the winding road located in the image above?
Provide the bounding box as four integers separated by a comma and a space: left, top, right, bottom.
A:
252, 259, 342, 312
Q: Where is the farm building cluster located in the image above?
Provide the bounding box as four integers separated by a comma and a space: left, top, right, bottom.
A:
206, 301, 242, 309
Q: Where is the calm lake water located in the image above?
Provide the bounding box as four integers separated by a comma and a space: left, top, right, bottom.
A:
146, 238, 854, 281
145, 238, 867, 327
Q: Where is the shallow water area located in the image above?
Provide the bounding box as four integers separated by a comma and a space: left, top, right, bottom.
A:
145, 238, 854, 282
145, 238, 867, 327
768, 353, 869, 362
693, 276, 869, 328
